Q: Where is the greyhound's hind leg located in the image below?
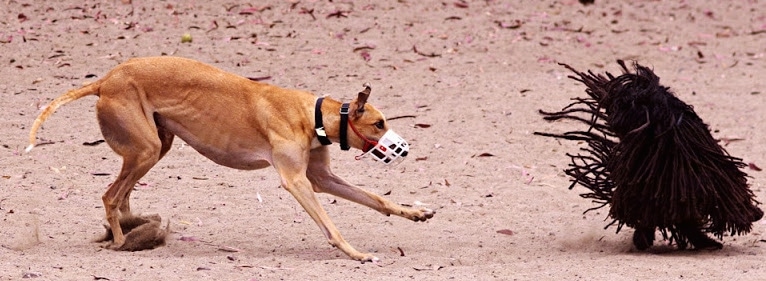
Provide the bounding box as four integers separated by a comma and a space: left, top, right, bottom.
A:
96, 97, 163, 249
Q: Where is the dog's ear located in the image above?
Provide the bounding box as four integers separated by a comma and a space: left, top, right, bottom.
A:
354, 83, 371, 116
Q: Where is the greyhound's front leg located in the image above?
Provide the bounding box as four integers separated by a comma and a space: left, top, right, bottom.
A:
306, 147, 434, 222
272, 145, 378, 262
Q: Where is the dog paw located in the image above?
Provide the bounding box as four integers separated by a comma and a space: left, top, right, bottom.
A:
632, 227, 655, 251
359, 255, 380, 264
412, 208, 435, 222
690, 237, 723, 251
104, 242, 125, 250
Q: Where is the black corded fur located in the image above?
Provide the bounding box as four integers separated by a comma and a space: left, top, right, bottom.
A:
536, 60, 763, 250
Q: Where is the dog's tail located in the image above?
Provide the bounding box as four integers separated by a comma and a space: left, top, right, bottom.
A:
26, 81, 101, 152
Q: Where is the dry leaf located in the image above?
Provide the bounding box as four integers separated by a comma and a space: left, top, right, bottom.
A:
495, 20, 523, 29
454, 1, 468, 8
248, 76, 272, 81
219, 246, 242, 252
22, 272, 42, 278
719, 137, 744, 146
58, 190, 71, 200
749, 163, 762, 172
412, 45, 441, 57
83, 140, 105, 146
360, 51, 371, 62
327, 10, 348, 18
496, 229, 514, 236
397, 246, 405, 256
49, 166, 66, 173
414, 265, 444, 271
179, 235, 198, 242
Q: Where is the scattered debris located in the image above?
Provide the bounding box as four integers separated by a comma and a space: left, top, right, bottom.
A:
248, 76, 272, 82
413, 264, 444, 271
219, 245, 242, 252
327, 10, 349, 19
496, 229, 514, 236
82, 140, 105, 146
181, 33, 192, 43
412, 45, 441, 57
387, 115, 417, 121
495, 20, 523, 29
95, 214, 170, 251
719, 137, 744, 146
22, 271, 42, 278
179, 235, 198, 242
749, 163, 762, 172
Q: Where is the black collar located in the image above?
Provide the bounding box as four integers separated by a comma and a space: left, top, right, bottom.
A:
314, 98, 352, 151
339, 103, 351, 151
314, 97, 332, 146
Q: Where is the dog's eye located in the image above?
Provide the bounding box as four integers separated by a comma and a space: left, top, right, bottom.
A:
374, 120, 385, 129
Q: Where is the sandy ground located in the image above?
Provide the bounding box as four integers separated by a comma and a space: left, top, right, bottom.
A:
1, 0, 766, 280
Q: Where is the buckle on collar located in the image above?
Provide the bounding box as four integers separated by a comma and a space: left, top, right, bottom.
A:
315, 97, 332, 146
315, 127, 328, 137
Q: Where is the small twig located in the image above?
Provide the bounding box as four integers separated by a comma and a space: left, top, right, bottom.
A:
412, 45, 440, 57
248, 76, 272, 82
83, 139, 105, 146
387, 115, 417, 121
326, 10, 349, 18
35, 139, 57, 147
300, 8, 316, 20
258, 265, 295, 270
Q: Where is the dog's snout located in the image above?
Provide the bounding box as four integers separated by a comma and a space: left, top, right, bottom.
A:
365, 130, 409, 164
388, 142, 408, 157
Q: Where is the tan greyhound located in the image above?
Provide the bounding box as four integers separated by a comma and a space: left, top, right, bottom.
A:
27, 56, 434, 262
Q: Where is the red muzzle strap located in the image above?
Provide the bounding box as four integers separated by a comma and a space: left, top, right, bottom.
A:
341, 103, 378, 153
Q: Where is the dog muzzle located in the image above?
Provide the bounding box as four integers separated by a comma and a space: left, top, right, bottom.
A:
359, 130, 409, 164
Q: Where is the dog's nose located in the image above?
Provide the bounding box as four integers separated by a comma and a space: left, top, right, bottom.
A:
401, 150, 408, 157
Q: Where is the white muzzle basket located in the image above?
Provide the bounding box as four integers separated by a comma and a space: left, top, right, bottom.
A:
363, 130, 409, 164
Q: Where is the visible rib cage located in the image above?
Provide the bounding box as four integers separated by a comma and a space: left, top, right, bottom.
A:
536, 60, 763, 249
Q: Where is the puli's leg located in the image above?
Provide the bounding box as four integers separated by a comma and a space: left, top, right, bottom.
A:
677, 223, 722, 250
632, 226, 655, 250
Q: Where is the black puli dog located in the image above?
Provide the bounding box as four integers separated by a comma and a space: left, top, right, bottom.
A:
536, 60, 763, 250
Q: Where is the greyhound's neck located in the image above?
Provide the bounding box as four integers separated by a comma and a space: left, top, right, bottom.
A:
318, 97, 343, 142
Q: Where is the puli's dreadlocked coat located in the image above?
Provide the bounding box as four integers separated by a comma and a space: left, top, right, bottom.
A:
536, 60, 762, 250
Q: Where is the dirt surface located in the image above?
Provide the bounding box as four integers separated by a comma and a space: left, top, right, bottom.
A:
2, 0, 766, 280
